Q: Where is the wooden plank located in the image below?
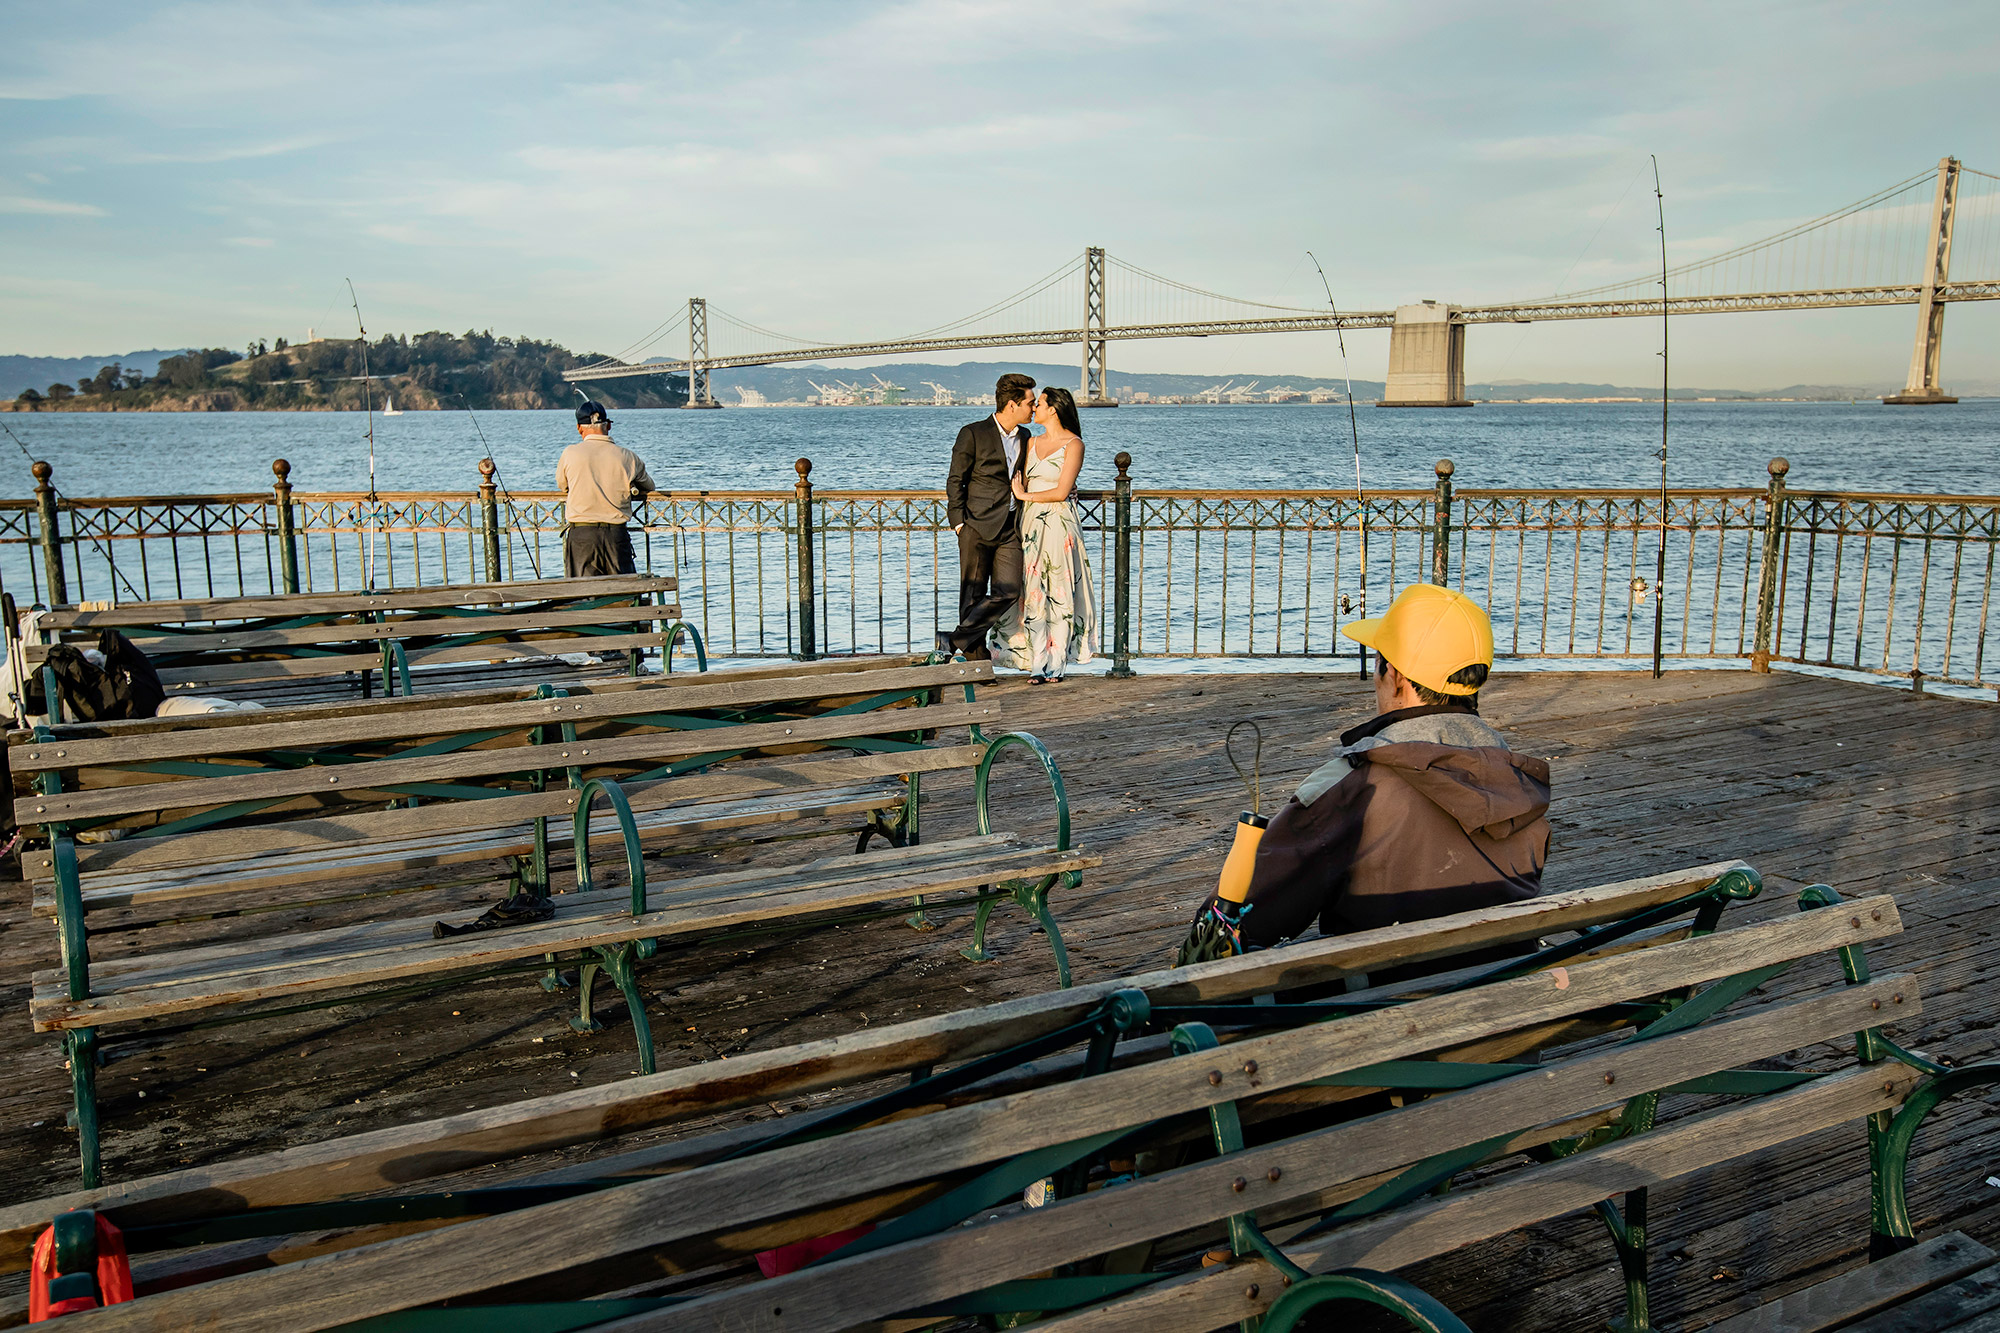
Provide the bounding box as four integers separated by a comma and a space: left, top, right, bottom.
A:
28, 746, 978, 881
31, 840, 1100, 1029
116, 603, 682, 653
16, 697, 998, 824
10, 654, 936, 745
13, 661, 990, 772
576, 977, 1927, 1333
43, 908, 1905, 1330
37, 577, 676, 627
0, 861, 1757, 1258
1034, 1063, 1924, 1333
1703, 1233, 1996, 1333
35, 783, 910, 914
1841, 1260, 2000, 1333
139, 633, 668, 687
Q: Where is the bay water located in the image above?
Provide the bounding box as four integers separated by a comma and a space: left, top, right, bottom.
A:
5, 399, 1999, 501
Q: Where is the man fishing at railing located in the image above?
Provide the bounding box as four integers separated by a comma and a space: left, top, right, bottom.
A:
557, 400, 655, 577
1175, 585, 1552, 983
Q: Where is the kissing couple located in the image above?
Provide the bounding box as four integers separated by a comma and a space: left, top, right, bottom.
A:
937, 373, 1100, 683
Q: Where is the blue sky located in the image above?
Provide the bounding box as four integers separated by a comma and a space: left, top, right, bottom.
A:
3, 0, 1998, 388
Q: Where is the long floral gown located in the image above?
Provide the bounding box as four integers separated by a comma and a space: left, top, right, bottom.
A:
990, 443, 1100, 676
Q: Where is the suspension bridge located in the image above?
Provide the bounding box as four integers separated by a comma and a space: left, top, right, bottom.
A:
566, 157, 2000, 408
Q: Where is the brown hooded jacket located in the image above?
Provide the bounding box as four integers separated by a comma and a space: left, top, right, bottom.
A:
1229, 704, 1551, 961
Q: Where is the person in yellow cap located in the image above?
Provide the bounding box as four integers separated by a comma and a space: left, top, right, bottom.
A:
1175, 584, 1550, 976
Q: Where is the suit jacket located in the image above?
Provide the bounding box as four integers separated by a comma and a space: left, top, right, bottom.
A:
946, 416, 1028, 543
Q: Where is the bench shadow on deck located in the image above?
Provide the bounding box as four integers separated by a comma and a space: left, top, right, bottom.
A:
1, 666, 1997, 1330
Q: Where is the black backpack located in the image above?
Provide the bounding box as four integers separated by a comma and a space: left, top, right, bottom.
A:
38, 629, 165, 721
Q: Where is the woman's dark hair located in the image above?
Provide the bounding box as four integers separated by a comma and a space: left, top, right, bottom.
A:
1042, 385, 1082, 437
1376, 654, 1488, 710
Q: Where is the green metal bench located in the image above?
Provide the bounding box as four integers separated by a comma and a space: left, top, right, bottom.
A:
8, 863, 1989, 1333
13, 654, 1089, 1188
10, 574, 698, 719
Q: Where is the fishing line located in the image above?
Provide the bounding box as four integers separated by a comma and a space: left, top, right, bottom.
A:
346, 279, 384, 590
450, 393, 544, 580
1305, 251, 1369, 679
1650, 155, 1669, 679
0, 422, 142, 603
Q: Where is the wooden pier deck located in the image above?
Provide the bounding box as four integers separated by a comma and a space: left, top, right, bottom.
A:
1, 666, 1997, 1330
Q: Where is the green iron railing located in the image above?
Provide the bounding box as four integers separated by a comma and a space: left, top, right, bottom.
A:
5, 454, 1997, 695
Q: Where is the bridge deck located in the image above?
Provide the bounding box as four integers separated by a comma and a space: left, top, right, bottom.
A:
0, 667, 1996, 1328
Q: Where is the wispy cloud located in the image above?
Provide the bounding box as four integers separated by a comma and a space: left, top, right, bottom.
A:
0, 195, 104, 216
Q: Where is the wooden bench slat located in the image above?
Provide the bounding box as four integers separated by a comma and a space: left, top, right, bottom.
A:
28, 603, 678, 659
36, 576, 676, 627
15, 655, 937, 743
47, 919, 1906, 1331
636, 975, 1923, 1332
137, 629, 675, 688
0, 862, 1758, 1260
14, 661, 990, 772
32, 838, 1098, 1030
29, 746, 980, 881
17, 697, 997, 824
1704, 1232, 1997, 1333
35, 782, 912, 914
1038, 1064, 1923, 1333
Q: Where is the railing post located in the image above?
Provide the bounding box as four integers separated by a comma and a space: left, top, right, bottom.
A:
1431, 458, 1455, 587
794, 457, 816, 660
478, 458, 503, 583
32, 461, 67, 606
1751, 456, 1790, 673
271, 458, 300, 594
1110, 451, 1134, 678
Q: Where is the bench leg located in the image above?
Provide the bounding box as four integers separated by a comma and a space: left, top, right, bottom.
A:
1595, 1189, 1651, 1332
1024, 876, 1074, 989
596, 942, 656, 1075
960, 891, 998, 964
571, 961, 604, 1033
65, 1028, 101, 1188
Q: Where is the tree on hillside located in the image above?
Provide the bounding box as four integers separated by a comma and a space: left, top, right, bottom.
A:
46, 383, 74, 402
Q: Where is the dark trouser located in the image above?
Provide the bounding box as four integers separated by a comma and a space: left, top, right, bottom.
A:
945, 521, 1023, 656
564, 524, 636, 577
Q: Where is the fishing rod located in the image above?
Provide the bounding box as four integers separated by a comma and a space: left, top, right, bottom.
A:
1, 422, 142, 603
1650, 156, 1669, 679
1306, 251, 1369, 679
346, 279, 384, 590
450, 393, 544, 579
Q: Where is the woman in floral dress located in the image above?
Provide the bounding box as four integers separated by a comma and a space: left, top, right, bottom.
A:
991, 386, 1099, 682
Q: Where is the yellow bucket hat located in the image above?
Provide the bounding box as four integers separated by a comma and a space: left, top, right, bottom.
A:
1341, 584, 1494, 695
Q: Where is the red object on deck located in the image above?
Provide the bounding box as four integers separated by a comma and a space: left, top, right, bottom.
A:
755, 1224, 875, 1278
29, 1213, 134, 1321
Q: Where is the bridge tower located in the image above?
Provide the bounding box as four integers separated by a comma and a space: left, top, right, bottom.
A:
1080, 246, 1116, 407
685, 297, 721, 409
1885, 156, 1961, 405
1379, 301, 1472, 408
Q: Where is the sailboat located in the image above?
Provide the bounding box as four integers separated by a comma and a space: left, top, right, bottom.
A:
382, 395, 402, 416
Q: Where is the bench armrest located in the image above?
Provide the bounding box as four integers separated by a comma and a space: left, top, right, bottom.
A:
663, 621, 706, 673
573, 777, 648, 918
974, 730, 1071, 851
50, 833, 89, 1001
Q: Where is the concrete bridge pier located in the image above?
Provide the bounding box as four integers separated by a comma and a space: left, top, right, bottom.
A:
1379, 301, 1472, 407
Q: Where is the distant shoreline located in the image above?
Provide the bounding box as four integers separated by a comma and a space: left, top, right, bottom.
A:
8, 395, 1973, 413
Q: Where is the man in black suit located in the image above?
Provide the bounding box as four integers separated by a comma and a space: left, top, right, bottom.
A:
940, 372, 1036, 659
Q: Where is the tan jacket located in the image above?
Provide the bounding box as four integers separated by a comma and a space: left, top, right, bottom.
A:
556, 435, 655, 525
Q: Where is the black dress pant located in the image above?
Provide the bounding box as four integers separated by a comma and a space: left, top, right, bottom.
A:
946, 520, 1022, 656
563, 524, 636, 577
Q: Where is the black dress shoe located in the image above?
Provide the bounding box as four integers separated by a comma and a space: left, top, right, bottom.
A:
935, 631, 956, 656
